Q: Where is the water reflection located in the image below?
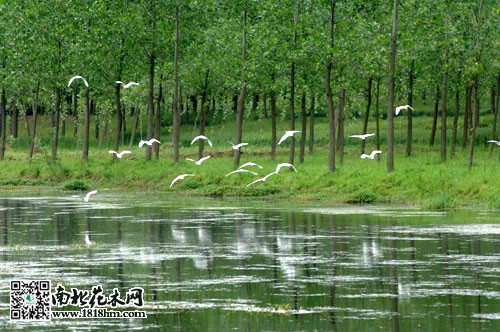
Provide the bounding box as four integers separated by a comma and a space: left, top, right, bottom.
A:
0, 195, 498, 331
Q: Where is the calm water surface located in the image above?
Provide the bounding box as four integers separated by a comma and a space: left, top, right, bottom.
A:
0, 190, 499, 331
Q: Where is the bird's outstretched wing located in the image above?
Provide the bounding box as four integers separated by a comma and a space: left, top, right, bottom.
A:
83, 190, 97, 202
68, 75, 89, 88
118, 150, 132, 158
275, 163, 297, 173
138, 140, 146, 147
487, 140, 499, 143
150, 138, 161, 144
170, 174, 193, 188
349, 135, 363, 139
185, 158, 196, 163
226, 169, 258, 177
108, 150, 118, 155
239, 162, 263, 169
197, 156, 211, 164
360, 154, 369, 159
370, 150, 382, 158
277, 132, 290, 145
246, 178, 264, 187
124, 82, 139, 88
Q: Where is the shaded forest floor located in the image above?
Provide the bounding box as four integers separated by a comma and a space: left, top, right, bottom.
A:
1, 100, 499, 209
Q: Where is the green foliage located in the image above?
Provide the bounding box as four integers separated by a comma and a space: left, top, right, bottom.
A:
63, 180, 90, 191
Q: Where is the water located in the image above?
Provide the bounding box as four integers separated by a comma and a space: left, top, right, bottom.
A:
0, 191, 499, 331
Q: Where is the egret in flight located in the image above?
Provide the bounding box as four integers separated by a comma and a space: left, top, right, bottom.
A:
170, 174, 194, 188
139, 138, 161, 147
395, 105, 414, 116
186, 155, 211, 166
361, 150, 382, 159
239, 162, 263, 170
108, 150, 132, 159
226, 169, 258, 177
278, 131, 301, 145
487, 140, 500, 146
191, 135, 213, 147
116, 81, 139, 89
68, 75, 89, 88
228, 141, 249, 150
247, 172, 275, 187
275, 163, 297, 174
82, 190, 97, 202
349, 133, 375, 140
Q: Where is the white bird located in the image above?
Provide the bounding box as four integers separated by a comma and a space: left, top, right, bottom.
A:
278, 130, 301, 145
275, 163, 298, 174
108, 150, 132, 158
191, 135, 213, 147
82, 190, 97, 202
238, 162, 263, 170
246, 172, 275, 187
228, 141, 249, 150
116, 81, 139, 89
487, 140, 500, 146
186, 155, 211, 166
395, 104, 414, 115
170, 174, 194, 188
68, 75, 89, 88
84, 231, 93, 246
138, 138, 161, 147
349, 133, 375, 140
361, 150, 382, 159
225, 169, 258, 177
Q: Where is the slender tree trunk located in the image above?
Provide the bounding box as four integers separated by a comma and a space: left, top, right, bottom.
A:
270, 75, 277, 160
129, 107, 139, 147
406, 59, 414, 156
25, 111, 31, 139
468, 74, 479, 170
440, 34, 449, 161
11, 99, 18, 138
154, 75, 163, 159
361, 77, 372, 154
430, 86, 440, 146
94, 100, 99, 140
198, 70, 210, 160
375, 76, 381, 162
450, 90, 459, 157
28, 82, 40, 160
462, 86, 471, 148
113, 83, 122, 158
299, 91, 306, 163
0, 88, 6, 160
325, 0, 336, 173
61, 117, 65, 138
336, 89, 345, 164
233, 6, 247, 168
386, 0, 399, 173
309, 92, 315, 155
289, 61, 296, 164
172, 0, 181, 163
51, 87, 61, 160
82, 86, 90, 161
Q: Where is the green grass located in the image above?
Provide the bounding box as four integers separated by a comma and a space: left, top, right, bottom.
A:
1, 99, 499, 209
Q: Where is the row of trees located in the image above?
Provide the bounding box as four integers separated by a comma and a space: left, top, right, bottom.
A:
0, 0, 498, 172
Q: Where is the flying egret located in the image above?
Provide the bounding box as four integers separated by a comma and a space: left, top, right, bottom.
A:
139, 138, 161, 147
185, 155, 211, 166
487, 140, 500, 146
228, 141, 249, 150
82, 190, 97, 202
275, 163, 297, 174
361, 150, 382, 159
349, 133, 375, 140
68, 75, 89, 88
225, 169, 258, 177
191, 135, 213, 147
116, 81, 139, 89
278, 130, 301, 145
246, 172, 275, 187
395, 104, 414, 115
239, 162, 263, 170
108, 150, 132, 159
170, 174, 194, 188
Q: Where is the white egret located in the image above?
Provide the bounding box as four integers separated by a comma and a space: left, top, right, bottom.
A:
185, 155, 211, 166
395, 104, 414, 115
228, 141, 249, 150
275, 163, 297, 174
225, 169, 258, 177
82, 190, 97, 202
361, 150, 382, 159
138, 138, 161, 147
349, 133, 375, 140
84, 231, 93, 246
246, 172, 275, 187
68, 75, 89, 88
170, 174, 194, 188
278, 130, 301, 145
191, 135, 213, 147
108, 150, 132, 158
238, 162, 263, 170
116, 81, 139, 89
487, 140, 500, 146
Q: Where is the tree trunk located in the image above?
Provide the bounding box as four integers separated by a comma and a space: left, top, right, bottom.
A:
462, 86, 471, 148
450, 90, 459, 157
468, 74, 479, 170
325, 0, 336, 173
361, 77, 372, 155
154, 77, 162, 159
0, 88, 6, 160
172, 0, 181, 163
386, 0, 399, 173
28, 82, 40, 160
73, 89, 78, 138
198, 70, 210, 160
82, 86, 90, 161
270, 75, 277, 160
299, 91, 306, 163
440, 35, 449, 161
93, 100, 99, 140
406, 59, 414, 156
430, 86, 440, 146
121, 106, 126, 146
129, 107, 139, 147
113, 83, 122, 158
25, 111, 31, 139
233, 6, 247, 168
309, 92, 315, 155
375, 76, 381, 162
61, 117, 65, 138
51, 87, 61, 161
11, 99, 18, 138
336, 89, 345, 164
289, 61, 296, 164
